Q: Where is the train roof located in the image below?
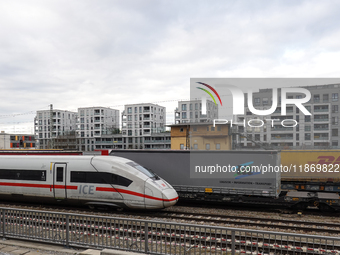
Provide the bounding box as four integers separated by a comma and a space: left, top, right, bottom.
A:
0, 155, 134, 164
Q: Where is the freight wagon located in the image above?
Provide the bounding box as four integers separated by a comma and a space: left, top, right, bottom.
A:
110, 150, 340, 211
281, 150, 340, 193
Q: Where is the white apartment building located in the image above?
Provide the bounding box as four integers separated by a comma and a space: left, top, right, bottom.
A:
174, 99, 218, 124
76, 107, 119, 151
235, 84, 340, 149
121, 103, 168, 149
34, 109, 77, 149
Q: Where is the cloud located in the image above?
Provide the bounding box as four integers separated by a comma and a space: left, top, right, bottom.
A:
1, 0, 340, 132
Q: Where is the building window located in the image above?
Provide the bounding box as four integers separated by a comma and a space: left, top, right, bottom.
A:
305, 133, 311, 140
216, 143, 220, 150
217, 126, 221, 131
332, 141, 338, 147
332, 93, 339, 101
305, 116, 311, 122
254, 98, 260, 105
181, 104, 187, 111
180, 128, 184, 132
180, 144, 184, 150
323, 94, 329, 102
193, 127, 197, 131
195, 103, 198, 110
190, 104, 192, 110
206, 143, 210, 150
127, 107, 132, 114
313, 94, 320, 103
193, 144, 198, 150
262, 98, 268, 105
211, 127, 215, 131
305, 125, 311, 131
332, 105, 339, 113
182, 112, 187, 119
332, 129, 338, 137
332, 117, 339, 125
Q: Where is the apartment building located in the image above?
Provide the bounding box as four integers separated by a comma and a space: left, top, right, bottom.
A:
121, 103, 169, 149
76, 107, 119, 151
35, 109, 77, 149
235, 84, 340, 149
174, 99, 218, 124
0, 132, 36, 149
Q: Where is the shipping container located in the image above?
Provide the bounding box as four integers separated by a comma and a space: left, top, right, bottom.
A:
111, 150, 281, 198
281, 150, 340, 182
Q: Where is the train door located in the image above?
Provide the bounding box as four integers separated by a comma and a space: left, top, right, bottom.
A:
53, 163, 67, 200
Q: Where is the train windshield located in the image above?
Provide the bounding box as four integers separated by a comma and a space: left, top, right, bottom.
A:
126, 161, 156, 178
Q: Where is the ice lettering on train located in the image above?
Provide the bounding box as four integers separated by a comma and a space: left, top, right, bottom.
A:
79, 185, 95, 195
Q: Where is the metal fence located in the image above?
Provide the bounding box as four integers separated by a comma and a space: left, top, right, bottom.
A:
1, 207, 340, 254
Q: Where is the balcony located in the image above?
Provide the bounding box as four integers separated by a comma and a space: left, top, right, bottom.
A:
314, 108, 329, 112
314, 127, 329, 131
314, 136, 329, 140
95, 141, 113, 144
271, 136, 293, 140
144, 140, 171, 143
271, 127, 294, 131
314, 118, 329, 122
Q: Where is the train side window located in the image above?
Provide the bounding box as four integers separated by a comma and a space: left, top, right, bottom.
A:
70, 171, 132, 187
56, 167, 63, 182
71, 171, 86, 182
0, 169, 46, 181
126, 161, 156, 178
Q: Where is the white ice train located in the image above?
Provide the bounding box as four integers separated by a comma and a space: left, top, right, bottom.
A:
0, 155, 178, 209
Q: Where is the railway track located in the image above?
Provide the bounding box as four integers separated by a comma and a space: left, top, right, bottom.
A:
2, 208, 340, 255
143, 210, 340, 235
0, 202, 339, 236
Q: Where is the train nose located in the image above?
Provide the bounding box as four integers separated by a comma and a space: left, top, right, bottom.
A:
162, 188, 179, 208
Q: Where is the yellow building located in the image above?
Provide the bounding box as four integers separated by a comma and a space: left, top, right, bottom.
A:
169, 123, 231, 150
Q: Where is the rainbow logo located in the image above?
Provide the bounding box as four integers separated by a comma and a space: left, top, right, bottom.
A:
196, 82, 223, 106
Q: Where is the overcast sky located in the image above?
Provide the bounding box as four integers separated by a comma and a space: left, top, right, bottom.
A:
1, 0, 340, 133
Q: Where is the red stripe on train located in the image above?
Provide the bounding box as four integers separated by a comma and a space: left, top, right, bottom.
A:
0, 182, 77, 190
0, 182, 178, 202
96, 187, 178, 202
